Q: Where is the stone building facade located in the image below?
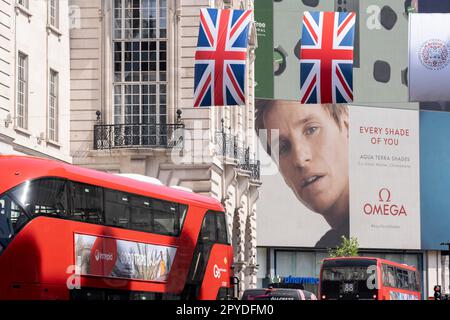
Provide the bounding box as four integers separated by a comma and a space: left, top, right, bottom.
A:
0, 0, 71, 162
69, 0, 259, 294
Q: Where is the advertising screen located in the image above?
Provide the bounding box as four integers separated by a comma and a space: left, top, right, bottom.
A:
254, 0, 419, 108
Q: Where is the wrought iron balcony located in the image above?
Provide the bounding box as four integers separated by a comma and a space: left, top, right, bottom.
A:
215, 131, 260, 181
93, 123, 185, 150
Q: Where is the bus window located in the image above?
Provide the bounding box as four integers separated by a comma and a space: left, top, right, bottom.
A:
104, 189, 130, 229
382, 265, 396, 288
199, 213, 228, 244
200, 213, 216, 242
129, 195, 152, 233
216, 214, 229, 245
152, 199, 179, 236
70, 182, 103, 224
10, 178, 69, 217
395, 268, 409, 290
0, 195, 28, 252
407, 270, 418, 291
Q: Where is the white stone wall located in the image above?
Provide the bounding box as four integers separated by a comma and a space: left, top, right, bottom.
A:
0, 0, 13, 113
69, 0, 102, 160
0, 0, 71, 162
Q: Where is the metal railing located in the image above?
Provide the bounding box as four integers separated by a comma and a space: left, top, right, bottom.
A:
215, 131, 260, 181
93, 123, 185, 150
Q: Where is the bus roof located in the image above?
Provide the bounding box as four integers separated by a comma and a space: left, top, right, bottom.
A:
322, 256, 418, 271
0, 155, 223, 211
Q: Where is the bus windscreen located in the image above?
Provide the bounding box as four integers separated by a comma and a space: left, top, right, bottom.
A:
320, 259, 378, 300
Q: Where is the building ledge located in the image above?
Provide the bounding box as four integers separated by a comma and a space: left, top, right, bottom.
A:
88, 147, 172, 158
46, 139, 62, 149
47, 24, 62, 38
15, 4, 32, 21
14, 126, 32, 137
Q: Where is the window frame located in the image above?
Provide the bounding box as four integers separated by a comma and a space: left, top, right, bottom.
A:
48, 0, 59, 29
48, 69, 59, 142
17, 0, 29, 9
17, 51, 28, 129
112, 0, 168, 138
199, 211, 230, 245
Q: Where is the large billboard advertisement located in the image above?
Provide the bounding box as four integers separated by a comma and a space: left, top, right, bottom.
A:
256, 102, 420, 249
74, 234, 177, 282
349, 106, 420, 249
420, 111, 450, 250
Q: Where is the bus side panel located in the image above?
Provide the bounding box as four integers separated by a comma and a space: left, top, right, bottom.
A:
198, 244, 233, 300
0, 245, 13, 299
4, 216, 193, 299
166, 205, 205, 293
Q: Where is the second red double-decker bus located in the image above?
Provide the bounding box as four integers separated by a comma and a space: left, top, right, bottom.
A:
319, 257, 421, 300
0, 155, 235, 300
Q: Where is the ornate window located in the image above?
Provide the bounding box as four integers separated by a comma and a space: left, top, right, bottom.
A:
113, 0, 168, 130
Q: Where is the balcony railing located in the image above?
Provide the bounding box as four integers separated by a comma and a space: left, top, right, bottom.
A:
215, 131, 260, 181
93, 123, 185, 150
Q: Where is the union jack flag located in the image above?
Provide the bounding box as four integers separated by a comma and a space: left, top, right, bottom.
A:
194, 8, 252, 107
300, 11, 356, 104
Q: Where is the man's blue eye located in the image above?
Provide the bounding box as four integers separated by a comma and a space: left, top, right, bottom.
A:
306, 126, 318, 135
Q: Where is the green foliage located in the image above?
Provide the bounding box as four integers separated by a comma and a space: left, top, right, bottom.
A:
328, 236, 359, 258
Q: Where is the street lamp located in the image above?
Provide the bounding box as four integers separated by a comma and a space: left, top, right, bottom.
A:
440, 242, 450, 295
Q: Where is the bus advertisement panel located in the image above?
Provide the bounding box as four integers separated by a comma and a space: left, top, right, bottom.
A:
75, 234, 177, 282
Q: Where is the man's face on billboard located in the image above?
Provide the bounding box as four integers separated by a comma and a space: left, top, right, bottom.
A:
263, 101, 349, 221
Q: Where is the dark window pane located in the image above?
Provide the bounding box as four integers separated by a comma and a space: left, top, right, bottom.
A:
152, 199, 179, 236
105, 189, 130, 229
216, 213, 228, 244
11, 178, 69, 217
130, 195, 152, 233
70, 182, 103, 224
200, 214, 216, 242
0, 195, 28, 249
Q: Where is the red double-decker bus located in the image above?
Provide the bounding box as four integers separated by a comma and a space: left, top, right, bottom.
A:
319, 257, 421, 300
0, 155, 235, 300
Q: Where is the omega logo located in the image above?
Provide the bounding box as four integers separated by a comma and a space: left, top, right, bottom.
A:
378, 188, 391, 202
364, 188, 407, 217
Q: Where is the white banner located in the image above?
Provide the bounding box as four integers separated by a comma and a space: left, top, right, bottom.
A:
349, 106, 420, 249
409, 13, 450, 102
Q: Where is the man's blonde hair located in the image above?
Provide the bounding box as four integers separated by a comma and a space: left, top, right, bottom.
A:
255, 99, 348, 133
